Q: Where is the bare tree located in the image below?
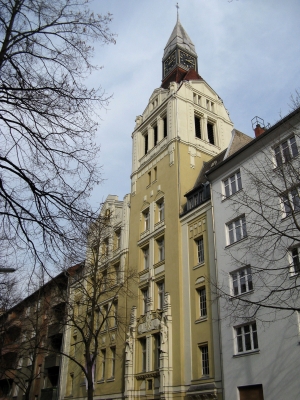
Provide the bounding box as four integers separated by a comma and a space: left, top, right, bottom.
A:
213, 111, 300, 322
0, 0, 115, 271
57, 213, 136, 400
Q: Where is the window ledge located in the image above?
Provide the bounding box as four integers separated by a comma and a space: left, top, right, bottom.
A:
195, 317, 207, 324
225, 236, 248, 249
153, 260, 165, 269
154, 220, 165, 230
230, 289, 254, 299
222, 188, 243, 202
140, 229, 150, 239
106, 377, 115, 382
233, 349, 260, 358
139, 268, 149, 277
97, 379, 105, 384
193, 262, 205, 270
289, 272, 300, 279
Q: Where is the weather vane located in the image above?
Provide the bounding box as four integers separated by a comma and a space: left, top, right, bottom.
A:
176, 3, 179, 20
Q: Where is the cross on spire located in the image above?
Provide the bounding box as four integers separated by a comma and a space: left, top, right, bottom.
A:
176, 3, 179, 21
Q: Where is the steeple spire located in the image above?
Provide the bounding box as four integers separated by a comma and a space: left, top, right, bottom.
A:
161, 15, 201, 88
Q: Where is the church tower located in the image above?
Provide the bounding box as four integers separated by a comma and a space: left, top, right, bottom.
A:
126, 15, 233, 400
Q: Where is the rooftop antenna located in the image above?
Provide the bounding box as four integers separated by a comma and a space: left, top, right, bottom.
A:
176, 2, 179, 21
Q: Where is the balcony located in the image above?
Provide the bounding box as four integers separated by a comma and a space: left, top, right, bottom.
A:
40, 387, 57, 400
44, 354, 61, 369
47, 323, 63, 338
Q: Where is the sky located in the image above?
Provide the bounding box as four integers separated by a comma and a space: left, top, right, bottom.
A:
87, 0, 300, 207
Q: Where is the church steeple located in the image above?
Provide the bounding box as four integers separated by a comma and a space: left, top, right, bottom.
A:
161, 15, 200, 88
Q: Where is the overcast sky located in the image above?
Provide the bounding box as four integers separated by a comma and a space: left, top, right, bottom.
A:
87, 0, 300, 207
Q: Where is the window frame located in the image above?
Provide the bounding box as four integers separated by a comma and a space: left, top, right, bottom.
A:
227, 216, 247, 245
195, 237, 204, 264
290, 246, 300, 275
274, 134, 298, 167
234, 322, 259, 354
199, 344, 209, 376
231, 266, 253, 296
223, 170, 242, 198
198, 287, 207, 318
143, 209, 150, 231
141, 287, 149, 314
194, 115, 201, 139
142, 246, 149, 270
140, 338, 147, 372
110, 347, 116, 378
157, 199, 165, 222
207, 122, 215, 145
157, 237, 165, 262
157, 280, 165, 310
281, 187, 300, 218
100, 349, 106, 380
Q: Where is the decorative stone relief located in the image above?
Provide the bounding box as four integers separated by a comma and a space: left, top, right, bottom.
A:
168, 143, 175, 166
188, 146, 197, 169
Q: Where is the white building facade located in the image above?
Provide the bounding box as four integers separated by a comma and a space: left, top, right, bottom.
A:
207, 109, 300, 400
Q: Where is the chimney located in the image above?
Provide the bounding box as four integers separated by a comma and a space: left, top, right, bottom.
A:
254, 124, 265, 138
251, 116, 266, 138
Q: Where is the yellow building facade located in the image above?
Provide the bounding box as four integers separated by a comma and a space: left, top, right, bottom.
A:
61, 18, 233, 400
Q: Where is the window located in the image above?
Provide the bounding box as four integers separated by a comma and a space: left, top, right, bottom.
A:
113, 302, 118, 327
157, 238, 165, 262
37, 364, 42, 378
281, 187, 300, 217
103, 238, 109, 257
154, 166, 157, 181
143, 246, 149, 270
200, 345, 209, 376
194, 115, 201, 139
102, 269, 107, 291
114, 263, 120, 284
227, 216, 247, 245
148, 171, 151, 186
153, 125, 158, 146
274, 135, 298, 166
17, 356, 23, 369
163, 116, 167, 138
141, 288, 148, 314
110, 347, 116, 378
154, 334, 161, 369
231, 267, 253, 295
238, 385, 264, 400
290, 247, 300, 275
143, 209, 150, 231
27, 352, 33, 366
100, 349, 106, 380
198, 287, 207, 318
157, 281, 165, 309
207, 122, 214, 145
196, 237, 204, 264
140, 338, 147, 372
157, 200, 164, 222
115, 230, 121, 249
144, 134, 148, 155
235, 322, 258, 354
223, 171, 242, 197
102, 304, 109, 331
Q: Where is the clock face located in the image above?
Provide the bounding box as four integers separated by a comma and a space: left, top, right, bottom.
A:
179, 51, 196, 69
164, 51, 176, 76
